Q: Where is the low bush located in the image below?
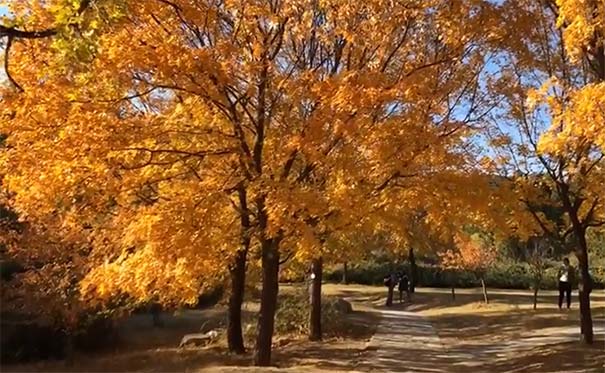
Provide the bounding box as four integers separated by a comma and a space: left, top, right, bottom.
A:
0, 316, 67, 364
195, 286, 224, 308
0, 313, 118, 364
324, 260, 605, 290
273, 287, 353, 337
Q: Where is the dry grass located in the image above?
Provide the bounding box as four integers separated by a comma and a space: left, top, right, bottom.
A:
1, 285, 378, 372
2, 284, 604, 372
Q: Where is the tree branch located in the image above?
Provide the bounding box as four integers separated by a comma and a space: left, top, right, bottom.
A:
1, 0, 94, 90
120, 147, 234, 158
0, 0, 93, 39
278, 251, 294, 265
0, 25, 56, 39
3, 36, 23, 92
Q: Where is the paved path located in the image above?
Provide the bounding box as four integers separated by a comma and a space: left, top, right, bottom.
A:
357, 308, 452, 372
357, 308, 605, 373
443, 318, 605, 372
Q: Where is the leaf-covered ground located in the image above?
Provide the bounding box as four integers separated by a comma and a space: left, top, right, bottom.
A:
3, 285, 603, 372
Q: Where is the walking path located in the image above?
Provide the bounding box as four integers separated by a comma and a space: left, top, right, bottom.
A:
357, 308, 452, 372
357, 307, 605, 373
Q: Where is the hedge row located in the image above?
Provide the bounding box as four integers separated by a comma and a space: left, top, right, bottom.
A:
323, 261, 605, 290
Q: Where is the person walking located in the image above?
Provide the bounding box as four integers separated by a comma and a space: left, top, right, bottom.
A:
558, 258, 574, 309
398, 272, 409, 304
384, 272, 397, 306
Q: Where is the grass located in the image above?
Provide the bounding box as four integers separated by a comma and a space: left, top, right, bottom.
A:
2, 284, 603, 372
1, 284, 378, 372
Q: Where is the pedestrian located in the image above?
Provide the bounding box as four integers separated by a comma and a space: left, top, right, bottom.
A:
398, 272, 409, 304
558, 258, 574, 309
384, 272, 397, 306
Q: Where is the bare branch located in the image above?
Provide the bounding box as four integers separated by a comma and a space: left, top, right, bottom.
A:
278, 252, 294, 265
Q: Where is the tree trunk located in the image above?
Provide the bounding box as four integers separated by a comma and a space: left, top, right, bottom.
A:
342, 262, 348, 285
64, 334, 75, 367
480, 278, 489, 304
254, 238, 280, 366
451, 287, 456, 302
151, 303, 163, 327
309, 257, 323, 341
559, 185, 593, 344
409, 248, 417, 293
227, 248, 248, 354
576, 239, 593, 344
533, 286, 539, 310
228, 184, 251, 354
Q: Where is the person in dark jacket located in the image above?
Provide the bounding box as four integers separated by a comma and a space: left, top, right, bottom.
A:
398, 272, 410, 303
384, 272, 397, 306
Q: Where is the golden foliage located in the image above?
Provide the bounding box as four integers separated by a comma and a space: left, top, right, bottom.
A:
0, 0, 534, 307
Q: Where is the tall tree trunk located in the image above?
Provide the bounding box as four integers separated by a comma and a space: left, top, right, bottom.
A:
309, 257, 323, 341
451, 287, 456, 302
409, 248, 417, 293
254, 238, 280, 366
480, 278, 489, 304
64, 334, 75, 367
576, 237, 593, 344
560, 185, 593, 344
533, 286, 539, 310
228, 185, 251, 354
227, 248, 248, 354
342, 262, 348, 285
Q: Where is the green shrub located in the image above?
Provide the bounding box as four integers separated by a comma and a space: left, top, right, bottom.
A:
273, 287, 353, 336
324, 261, 400, 285
274, 290, 308, 334
324, 260, 605, 290
485, 262, 531, 289
195, 286, 224, 308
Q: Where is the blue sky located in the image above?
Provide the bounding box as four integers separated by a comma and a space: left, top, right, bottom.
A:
0, 6, 8, 73
1, 5, 8, 82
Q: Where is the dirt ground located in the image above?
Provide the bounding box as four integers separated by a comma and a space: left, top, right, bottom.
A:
2, 284, 604, 372
1, 284, 378, 372
396, 287, 605, 373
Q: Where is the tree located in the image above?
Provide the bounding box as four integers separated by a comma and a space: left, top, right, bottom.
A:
2, 0, 513, 365
341, 262, 348, 285
227, 186, 252, 354
308, 256, 322, 341
486, 0, 604, 344
439, 234, 496, 304
528, 238, 550, 310
549, 0, 604, 343
408, 247, 417, 294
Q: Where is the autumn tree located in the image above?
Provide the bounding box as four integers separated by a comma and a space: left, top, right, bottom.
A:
2, 0, 515, 365
485, 0, 604, 343
440, 234, 496, 304
527, 238, 551, 310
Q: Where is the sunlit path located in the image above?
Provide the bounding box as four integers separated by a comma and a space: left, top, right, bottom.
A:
358, 308, 451, 372
351, 288, 605, 372
441, 317, 605, 373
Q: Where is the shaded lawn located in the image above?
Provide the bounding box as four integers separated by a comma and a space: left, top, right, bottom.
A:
1, 285, 379, 372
